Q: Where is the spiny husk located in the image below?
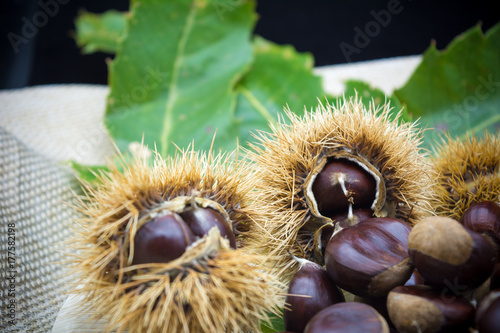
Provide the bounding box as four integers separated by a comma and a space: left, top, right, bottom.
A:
430, 131, 500, 220
69, 148, 284, 333
247, 97, 432, 280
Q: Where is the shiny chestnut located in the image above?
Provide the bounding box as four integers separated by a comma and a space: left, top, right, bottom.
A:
476, 289, 500, 333
318, 208, 374, 256
387, 285, 475, 333
408, 216, 497, 290
304, 302, 389, 333
491, 262, 500, 290
132, 212, 195, 265
311, 158, 376, 217
284, 258, 344, 333
180, 206, 236, 248
325, 217, 413, 298
460, 201, 500, 249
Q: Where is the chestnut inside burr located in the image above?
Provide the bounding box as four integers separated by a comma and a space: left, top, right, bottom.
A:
180, 206, 236, 248
132, 204, 235, 265
311, 158, 377, 217
132, 212, 195, 265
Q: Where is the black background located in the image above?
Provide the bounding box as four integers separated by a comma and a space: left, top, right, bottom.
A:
1, 0, 499, 89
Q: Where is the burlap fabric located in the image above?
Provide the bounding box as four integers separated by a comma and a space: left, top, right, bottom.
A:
0, 84, 113, 332
0, 126, 77, 332
0, 55, 420, 332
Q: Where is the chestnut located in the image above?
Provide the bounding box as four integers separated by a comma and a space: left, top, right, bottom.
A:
325, 217, 414, 298
387, 285, 475, 333
318, 208, 374, 256
304, 302, 389, 333
132, 212, 195, 265
354, 295, 393, 329
460, 201, 500, 249
408, 216, 497, 290
461, 278, 491, 305
311, 158, 377, 216
180, 205, 236, 248
476, 289, 500, 333
491, 262, 500, 290
330, 208, 374, 228
284, 258, 345, 333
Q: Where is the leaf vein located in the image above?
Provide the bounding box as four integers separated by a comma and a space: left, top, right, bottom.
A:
161, 2, 198, 156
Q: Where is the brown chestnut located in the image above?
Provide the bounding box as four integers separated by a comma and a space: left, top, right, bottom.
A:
387, 285, 475, 333
408, 216, 498, 290
180, 205, 236, 248
325, 217, 414, 298
318, 208, 374, 256
284, 258, 345, 333
330, 207, 374, 228
491, 262, 500, 290
132, 212, 195, 265
460, 201, 500, 248
304, 302, 389, 333
354, 295, 394, 329
311, 158, 377, 216
476, 289, 500, 333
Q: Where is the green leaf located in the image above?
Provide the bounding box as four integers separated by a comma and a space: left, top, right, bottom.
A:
394, 23, 500, 149
232, 37, 325, 146
68, 161, 109, 184
75, 10, 126, 54
260, 310, 285, 333
332, 80, 407, 121
106, 0, 256, 157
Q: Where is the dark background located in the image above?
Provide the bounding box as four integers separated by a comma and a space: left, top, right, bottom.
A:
1, 0, 499, 90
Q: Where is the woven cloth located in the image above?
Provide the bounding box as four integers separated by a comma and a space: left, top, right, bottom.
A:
0, 126, 79, 332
